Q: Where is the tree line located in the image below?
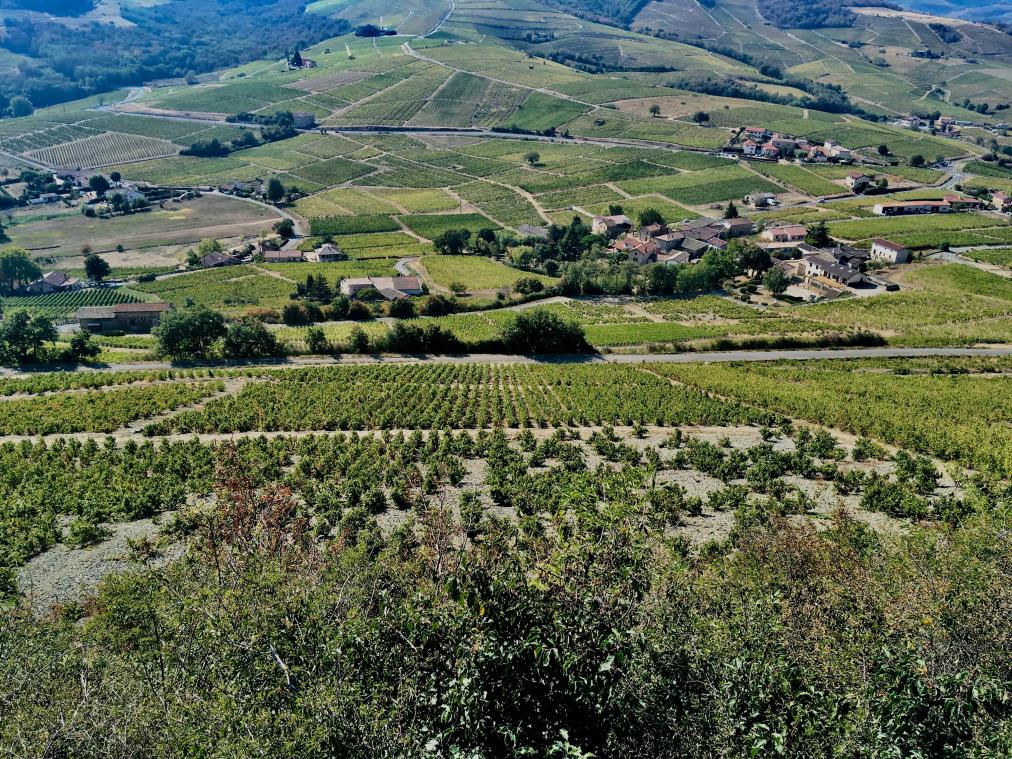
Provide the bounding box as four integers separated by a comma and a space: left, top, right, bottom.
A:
0, 0, 349, 112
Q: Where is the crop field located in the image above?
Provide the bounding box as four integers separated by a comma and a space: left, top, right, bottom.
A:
454, 182, 543, 228
400, 213, 497, 239
827, 213, 1008, 244
408, 73, 528, 129
963, 248, 1012, 269
0, 288, 142, 322
27, 132, 180, 169
356, 156, 471, 188
145, 363, 772, 433
262, 259, 398, 282
131, 266, 295, 313
147, 82, 309, 115
368, 188, 460, 213
792, 264, 1012, 346
585, 196, 700, 223
289, 156, 375, 186
3, 195, 282, 262
309, 215, 401, 236
658, 358, 1012, 477
419, 256, 557, 291
751, 162, 843, 197
561, 112, 729, 149
0, 382, 223, 436
73, 114, 220, 143
336, 232, 432, 258
502, 92, 589, 132
293, 188, 400, 218
618, 165, 782, 206
536, 185, 625, 210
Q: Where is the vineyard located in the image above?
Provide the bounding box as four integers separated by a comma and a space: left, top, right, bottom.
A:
656, 357, 1012, 478
0, 381, 223, 436
131, 266, 294, 312
145, 363, 777, 433
28, 132, 181, 169
1, 354, 1004, 577
0, 288, 142, 321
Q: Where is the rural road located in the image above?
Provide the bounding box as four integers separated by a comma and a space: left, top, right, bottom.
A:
3, 346, 1010, 379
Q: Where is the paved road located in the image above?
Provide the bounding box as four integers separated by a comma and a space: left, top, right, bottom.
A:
3, 346, 1010, 378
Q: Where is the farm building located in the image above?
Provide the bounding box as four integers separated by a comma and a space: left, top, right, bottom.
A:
293, 113, 317, 129
591, 214, 632, 237
26, 271, 81, 294
845, 173, 872, 192
870, 239, 911, 264
77, 302, 172, 333
873, 200, 952, 216
944, 194, 985, 211
27, 193, 61, 206
200, 252, 242, 268
720, 218, 755, 238
760, 225, 807, 244
992, 191, 1012, 213
340, 276, 423, 300
306, 243, 346, 263
263, 250, 304, 263
806, 255, 865, 287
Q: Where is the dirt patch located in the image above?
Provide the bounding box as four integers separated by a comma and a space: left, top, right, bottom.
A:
17, 513, 181, 612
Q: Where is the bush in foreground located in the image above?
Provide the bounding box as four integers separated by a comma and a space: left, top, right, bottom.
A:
500, 308, 590, 354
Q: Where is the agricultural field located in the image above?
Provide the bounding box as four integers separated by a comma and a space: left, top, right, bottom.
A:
962, 248, 1012, 270
0, 288, 142, 322
293, 188, 401, 218
584, 196, 700, 222
261, 259, 399, 282
790, 264, 1012, 346
334, 232, 432, 258
145, 363, 769, 433
453, 182, 544, 228
0, 382, 223, 436
309, 215, 401, 236
418, 256, 558, 291
658, 357, 1012, 477
147, 82, 309, 115
752, 162, 845, 197
131, 265, 296, 314
400, 213, 498, 239
2, 195, 283, 266
618, 165, 782, 206
827, 212, 1010, 246
27, 132, 181, 169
